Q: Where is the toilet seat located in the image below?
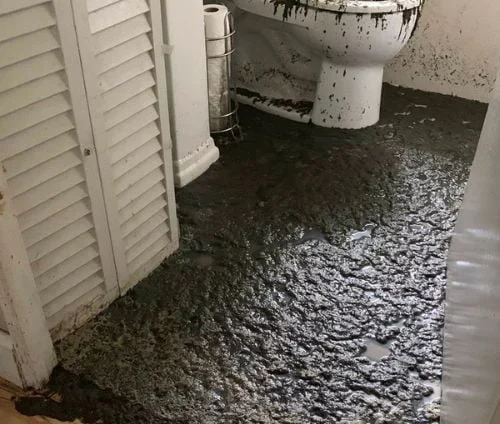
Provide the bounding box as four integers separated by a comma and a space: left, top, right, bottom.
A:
283, 0, 421, 14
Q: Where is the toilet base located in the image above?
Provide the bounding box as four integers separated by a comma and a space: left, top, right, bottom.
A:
173, 137, 219, 188
236, 91, 312, 124
311, 60, 384, 129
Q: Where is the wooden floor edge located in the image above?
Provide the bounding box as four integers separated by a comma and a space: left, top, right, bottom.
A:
0, 377, 79, 424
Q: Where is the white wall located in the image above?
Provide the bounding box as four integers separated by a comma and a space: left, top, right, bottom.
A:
385, 0, 500, 103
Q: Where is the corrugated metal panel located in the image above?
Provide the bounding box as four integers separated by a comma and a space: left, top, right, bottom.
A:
0, 0, 118, 334
73, 0, 178, 290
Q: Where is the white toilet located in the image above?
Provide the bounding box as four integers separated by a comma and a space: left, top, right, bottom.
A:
232, 0, 423, 129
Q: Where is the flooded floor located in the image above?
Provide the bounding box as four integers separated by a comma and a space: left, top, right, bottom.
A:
17, 85, 486, 423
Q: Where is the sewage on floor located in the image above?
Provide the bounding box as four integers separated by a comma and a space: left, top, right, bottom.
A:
15, 85, 486, 424
349, 223, 376, 242
299, 228, 327, 243
363, 319, 404, 360
423, 380, 442, 405
363, 339, 392, 361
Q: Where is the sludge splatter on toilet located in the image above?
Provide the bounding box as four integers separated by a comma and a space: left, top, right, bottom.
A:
15, 85, 486, 423
232, 0, 424, 129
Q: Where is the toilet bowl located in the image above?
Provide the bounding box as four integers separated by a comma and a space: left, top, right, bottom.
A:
232, 0, 423, 129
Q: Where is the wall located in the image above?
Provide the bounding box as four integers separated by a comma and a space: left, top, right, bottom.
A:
441, 63, 500, 424
385, 0, 500, 103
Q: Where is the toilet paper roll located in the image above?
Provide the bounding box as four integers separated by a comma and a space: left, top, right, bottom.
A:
204, 4, 231, 132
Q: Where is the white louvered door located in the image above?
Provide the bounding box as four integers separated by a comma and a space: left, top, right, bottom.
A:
0, 0, 120, 341
71, 0, 179, 292
0, 0, 178, 387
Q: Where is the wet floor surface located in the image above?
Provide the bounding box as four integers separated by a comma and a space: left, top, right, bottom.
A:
17, 85, 486, 423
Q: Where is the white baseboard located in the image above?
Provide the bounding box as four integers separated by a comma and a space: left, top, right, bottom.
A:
173, 137, 220, 187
